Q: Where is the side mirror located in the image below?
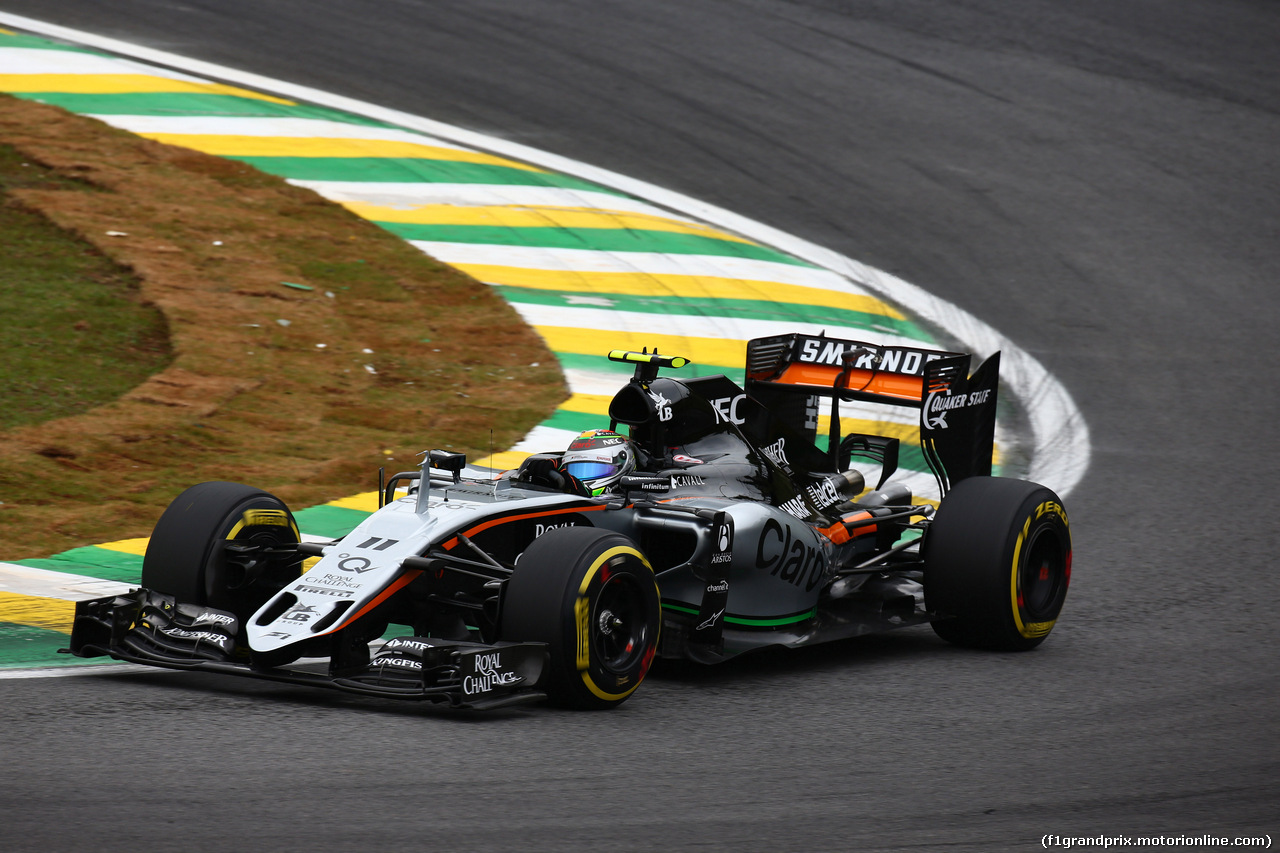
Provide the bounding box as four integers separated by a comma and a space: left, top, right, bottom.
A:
428, 449, 467, 482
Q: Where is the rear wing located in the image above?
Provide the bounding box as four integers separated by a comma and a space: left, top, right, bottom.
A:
744, 333, 1001, 495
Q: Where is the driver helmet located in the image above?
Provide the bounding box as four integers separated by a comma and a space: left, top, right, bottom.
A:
560, 429, 637, 495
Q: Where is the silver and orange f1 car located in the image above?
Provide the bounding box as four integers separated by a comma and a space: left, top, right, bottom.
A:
69, 333, 1072, 710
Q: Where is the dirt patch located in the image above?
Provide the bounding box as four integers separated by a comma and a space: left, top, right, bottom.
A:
0, 96, 566, 559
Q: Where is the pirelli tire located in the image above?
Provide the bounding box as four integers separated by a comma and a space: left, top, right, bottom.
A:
501, 526, 661, 710
924, 476, 1072, 651
141, 481, 303, 632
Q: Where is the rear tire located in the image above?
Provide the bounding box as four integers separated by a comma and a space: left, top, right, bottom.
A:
501, 527, 660, 709
924, 476, 1071, 651
142, 481, 303, 627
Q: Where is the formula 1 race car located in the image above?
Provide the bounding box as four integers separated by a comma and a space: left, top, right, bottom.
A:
68, 333, 1072, 710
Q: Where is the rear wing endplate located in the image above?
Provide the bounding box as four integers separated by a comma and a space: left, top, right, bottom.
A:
744, 333, 1001, 495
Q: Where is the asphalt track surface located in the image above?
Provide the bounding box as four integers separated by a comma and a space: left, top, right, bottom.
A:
2, 2, 1277, 851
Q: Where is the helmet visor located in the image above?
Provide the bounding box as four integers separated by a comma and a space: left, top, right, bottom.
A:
564, 460, 618, 481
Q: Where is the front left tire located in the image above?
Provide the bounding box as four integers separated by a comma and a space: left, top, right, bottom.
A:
142, 481, 303, 628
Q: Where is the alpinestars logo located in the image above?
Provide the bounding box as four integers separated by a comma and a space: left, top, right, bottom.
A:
697, 609, 724, 631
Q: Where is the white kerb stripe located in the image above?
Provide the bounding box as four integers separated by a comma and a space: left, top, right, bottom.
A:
409, 242, 871, 294
0, 562, 132, 601
509, 302, 932, 350
85, 114, 483, 150
292, 181, 673, 218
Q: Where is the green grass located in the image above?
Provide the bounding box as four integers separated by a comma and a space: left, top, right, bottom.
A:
0, 96, 566, 559
0, 143, 172, 429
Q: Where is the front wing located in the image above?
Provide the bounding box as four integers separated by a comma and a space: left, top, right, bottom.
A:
66, 590, 549, 711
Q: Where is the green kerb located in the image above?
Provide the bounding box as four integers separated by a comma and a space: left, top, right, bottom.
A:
0, 34, 103, 52
16, 546, 143, 585
293, 504, 374, 539
0, 623, 115, 669
227, 156, 617, 192
9, 92, 400, 124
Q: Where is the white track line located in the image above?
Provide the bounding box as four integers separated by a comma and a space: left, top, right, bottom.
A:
0, 562, 133, 600
0, 664, 153, 680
